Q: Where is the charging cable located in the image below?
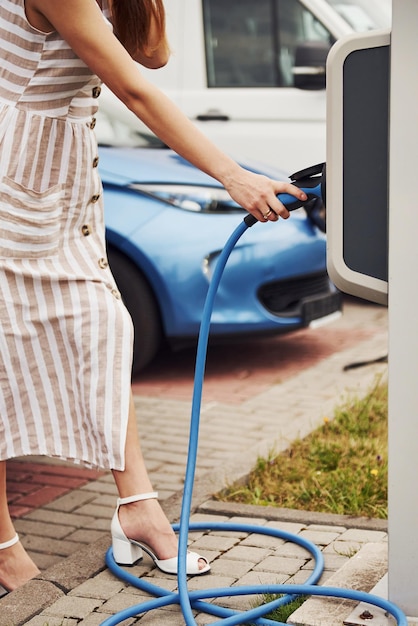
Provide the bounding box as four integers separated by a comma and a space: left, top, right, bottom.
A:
102, 212, 406, 626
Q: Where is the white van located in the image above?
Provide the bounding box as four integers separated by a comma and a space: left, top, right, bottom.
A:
101, 0, 391, 174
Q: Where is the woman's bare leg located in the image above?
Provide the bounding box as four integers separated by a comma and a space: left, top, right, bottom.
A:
0, 461, 40, 591
112, 393, 206, 568
111, 393, 180, 560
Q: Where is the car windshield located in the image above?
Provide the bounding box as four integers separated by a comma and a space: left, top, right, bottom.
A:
95, 110, 166, 149
326, 0, 391, 31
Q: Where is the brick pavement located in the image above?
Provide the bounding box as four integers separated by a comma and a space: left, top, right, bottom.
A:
7, 461, 105, 519
7, 507, 389, 626
1, 296, 392, 625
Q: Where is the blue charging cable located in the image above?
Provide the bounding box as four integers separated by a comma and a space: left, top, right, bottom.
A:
102, 210, 407, 626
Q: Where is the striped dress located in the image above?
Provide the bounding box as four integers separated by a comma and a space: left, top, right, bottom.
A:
0, 0, 134, 469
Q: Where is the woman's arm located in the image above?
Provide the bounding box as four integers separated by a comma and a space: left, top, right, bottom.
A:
27, 0, 307, 222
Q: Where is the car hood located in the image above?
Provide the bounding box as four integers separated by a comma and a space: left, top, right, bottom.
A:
98, 145, 290, 187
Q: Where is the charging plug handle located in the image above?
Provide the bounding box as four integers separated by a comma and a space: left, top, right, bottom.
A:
244, 162, 326, 228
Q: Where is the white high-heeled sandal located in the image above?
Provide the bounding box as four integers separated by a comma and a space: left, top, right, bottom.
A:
0, 534, 20, 596
111, 492, 210, 575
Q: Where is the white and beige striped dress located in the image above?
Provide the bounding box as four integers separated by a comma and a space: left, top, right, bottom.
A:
0, 0, 134, 469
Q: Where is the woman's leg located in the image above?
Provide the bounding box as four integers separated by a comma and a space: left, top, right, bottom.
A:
111, 393, 180, 561
112, 393, 207, 571
0, 461, 40, 591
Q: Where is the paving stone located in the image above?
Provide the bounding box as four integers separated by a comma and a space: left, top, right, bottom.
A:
39, 536, 109, 592
227, 516, 268, 526
17, 485, 71, 508
25, 508, 96, 528
31, 552, 62, 571
209, 558, 253, 579
44, 490, 97, 512
323, 540, 364, 557
272, 541, 314, 559
14, 517, 77, 539
265, 520, 307, 534
195, 613, 221, 626
253, 555, 307, 575
86, 517, 113, 531
138, 609, 189, 625
236, 570, 289, 587
189, 534, 239, 552
69, 570, 127, 601
43, 595, 103, 619
8, 503, 32, 517
240, 533, 286, 550
26, 617, 79, 626
88, 494, 118, 508
221, 545, 272, 563
307, 523, 348, 533
190, 512, 231, 524
321, 552, 352, 572
298, 529, 342, 545
80, 480, 118, 496
66, 529, 108, 544
74, 503, 115, 519
0, 580, 64, 626
338, 528, 388, 543
22, 534, 83, 557
79, 614, 137, 626
99, 591, 158, 615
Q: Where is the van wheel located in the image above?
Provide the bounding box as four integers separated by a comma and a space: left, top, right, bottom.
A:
107, 245, 162, 375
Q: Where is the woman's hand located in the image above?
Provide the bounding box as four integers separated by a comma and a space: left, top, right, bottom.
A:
221, 167, 307, 223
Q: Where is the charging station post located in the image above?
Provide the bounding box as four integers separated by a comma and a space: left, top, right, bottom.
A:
387, 0, 418, 617
327, 0, 418, 617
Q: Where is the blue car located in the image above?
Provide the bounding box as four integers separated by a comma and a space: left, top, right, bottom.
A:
97, 111, 341, 374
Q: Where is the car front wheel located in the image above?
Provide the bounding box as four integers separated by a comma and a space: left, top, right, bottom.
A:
107, 245, 162, 375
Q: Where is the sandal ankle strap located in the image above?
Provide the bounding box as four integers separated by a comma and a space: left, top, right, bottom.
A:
0, 533, 19, 551
117, 492, 158, 506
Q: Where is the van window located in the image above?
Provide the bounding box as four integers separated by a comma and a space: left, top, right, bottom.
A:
203, 0, 333, 88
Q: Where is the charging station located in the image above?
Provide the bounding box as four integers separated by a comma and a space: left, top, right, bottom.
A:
326, 0, 418, 617
326, 29, 390, 306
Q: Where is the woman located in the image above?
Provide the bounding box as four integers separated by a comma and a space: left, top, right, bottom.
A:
0, 0, 307, 592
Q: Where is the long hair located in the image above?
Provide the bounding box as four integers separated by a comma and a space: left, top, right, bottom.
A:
110, 0, 167, 57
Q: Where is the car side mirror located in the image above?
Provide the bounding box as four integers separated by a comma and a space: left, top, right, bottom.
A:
292, 41, 331, 90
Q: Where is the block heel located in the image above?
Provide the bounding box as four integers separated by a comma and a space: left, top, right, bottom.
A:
111, 535, 143, 565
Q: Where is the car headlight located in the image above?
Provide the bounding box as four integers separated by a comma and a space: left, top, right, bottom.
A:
129, 184, 244, 213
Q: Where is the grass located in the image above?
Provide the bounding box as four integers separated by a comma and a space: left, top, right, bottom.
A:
217, 378, 388, 519
217, 379, 388, 623
250, 594, 308, 624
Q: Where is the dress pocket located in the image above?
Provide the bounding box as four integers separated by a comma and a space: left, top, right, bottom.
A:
0, 177, 64, 259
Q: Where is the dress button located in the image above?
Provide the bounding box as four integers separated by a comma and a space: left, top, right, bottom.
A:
98, 258, 108, 269
92, 86, 101, 98
111, 288, 121, 299
92, 156, 99, 168
91, 194, 100, 203
89, 117, 97, 129
81, 224, 91, 236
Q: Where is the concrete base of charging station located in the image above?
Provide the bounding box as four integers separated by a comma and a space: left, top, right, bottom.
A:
289, 542, 391, 626
290, 542, 418, 626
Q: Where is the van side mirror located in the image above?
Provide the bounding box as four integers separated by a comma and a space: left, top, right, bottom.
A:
292, 41, 331, 90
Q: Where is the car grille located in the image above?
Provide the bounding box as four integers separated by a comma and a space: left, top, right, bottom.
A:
258, 271, 341, 319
